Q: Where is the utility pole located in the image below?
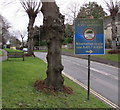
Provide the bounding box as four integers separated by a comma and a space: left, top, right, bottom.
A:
39, 29, 40, 50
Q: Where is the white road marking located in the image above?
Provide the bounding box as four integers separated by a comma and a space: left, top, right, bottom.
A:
91, 60, 119, 69
64, 54, 119, 69
90, 67, 108, 75
63, 57, 118, 80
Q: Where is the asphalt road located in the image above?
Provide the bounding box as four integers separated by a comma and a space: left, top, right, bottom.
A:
34, 52, 119, 106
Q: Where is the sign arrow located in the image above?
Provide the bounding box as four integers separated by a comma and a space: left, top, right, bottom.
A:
86, 50, 93, 54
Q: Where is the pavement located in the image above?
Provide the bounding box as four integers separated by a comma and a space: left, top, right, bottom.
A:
62, 51, 120, 68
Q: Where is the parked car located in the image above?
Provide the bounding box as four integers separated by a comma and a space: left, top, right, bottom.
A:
22, 48, 28, 52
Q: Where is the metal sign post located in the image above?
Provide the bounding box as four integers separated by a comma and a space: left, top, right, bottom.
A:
88, 55, 91, 100
74, 19, 104, 100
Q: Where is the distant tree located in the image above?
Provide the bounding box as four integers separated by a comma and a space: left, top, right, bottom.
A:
77, 2, 107, 18
104, 0, 120, 49
20, 0, 41, 56
64, 2, 80, 24
10, 36, 21, 48
0, 14, 10, 48
63, 24, 74, 44
32, 26, 40, 47
32, 25, 47, 48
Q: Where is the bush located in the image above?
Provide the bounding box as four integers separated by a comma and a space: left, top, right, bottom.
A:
108, 50, 120, 54
63, 37, 73, 45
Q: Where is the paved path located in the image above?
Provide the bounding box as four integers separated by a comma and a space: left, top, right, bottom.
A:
0, 49, 7, 62
35, 52, 119, 107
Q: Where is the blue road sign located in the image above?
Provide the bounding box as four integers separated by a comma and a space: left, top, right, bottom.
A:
74, 19, 105, 55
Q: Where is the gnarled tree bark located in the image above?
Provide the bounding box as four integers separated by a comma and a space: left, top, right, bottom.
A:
41, 1, 65, 91
111, 16, 117, 49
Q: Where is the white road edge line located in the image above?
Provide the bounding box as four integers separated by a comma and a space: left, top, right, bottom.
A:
64, 54, 119, 69
91, 60, 119, 69
62, 72, 120, 109
64, 57, 118, 80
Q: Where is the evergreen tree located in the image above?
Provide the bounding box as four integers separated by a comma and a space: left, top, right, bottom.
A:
77, 2, 107, 18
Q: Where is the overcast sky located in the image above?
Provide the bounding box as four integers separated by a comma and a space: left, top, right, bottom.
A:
0, 0, 116, 40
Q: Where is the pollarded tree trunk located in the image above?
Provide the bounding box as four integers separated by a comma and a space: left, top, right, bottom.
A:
111, 16, 117, 49
41, 1, 65, 91
27, 18, 35, 56
20, 0, 41, 56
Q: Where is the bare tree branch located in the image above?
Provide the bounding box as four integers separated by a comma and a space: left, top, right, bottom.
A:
64, 2, 81, 24
104, 0, 120, 49
104, 0, 119, 16
19, 0, 41, 55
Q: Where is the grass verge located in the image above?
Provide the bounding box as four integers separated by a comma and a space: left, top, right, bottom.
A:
62, 48, 74, 53
92, 54, 120, 62
2, 57, 110, 108
34, 50, 48, 52
62, 48, 120, 62
4, 48, 23, 52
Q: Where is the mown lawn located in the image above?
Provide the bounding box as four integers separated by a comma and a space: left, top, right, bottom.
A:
4, 48, 23, 52
2, 57, 110, 108
62, 48, 120, 62
34, 50, 48, 52
92, 50, 120, 62
62, 48, 74, 53
93, 54, 120, 62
